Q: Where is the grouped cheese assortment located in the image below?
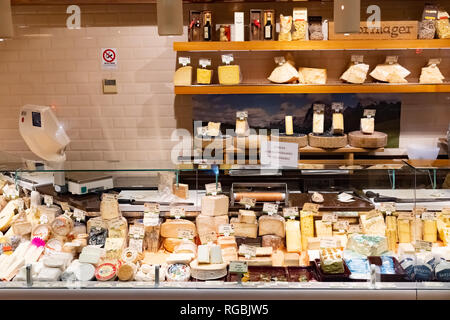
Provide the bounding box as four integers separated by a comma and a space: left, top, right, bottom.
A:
0, 178, 449, 284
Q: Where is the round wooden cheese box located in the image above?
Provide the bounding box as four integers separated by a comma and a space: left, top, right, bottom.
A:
308, 133, 348, 149
348, 131, 388, 148
270, 133, 308, 148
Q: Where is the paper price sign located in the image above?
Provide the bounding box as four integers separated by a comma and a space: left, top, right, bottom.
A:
205, 182, 222, 195
178, 229, 194, 240
348, 224, 362, 233
380, 202, 396, 215
283, 207, 299, 219
322, 213, 338, 223
199, 58, 211, 68
263, 203, 278, 215
178, 56, 191, 66
229, 261, 248, 274
302, 203, 320, 213
334, 220, 349, 231
73, 208, 86, 222
240, 244, 257, 258
320, 238, 338, 248
102, 193, 118, 201
398, 212, 413, 220
144, 203, 160, 214
170, 207, 186, 218
415, 240, 432, 252
44, 195, 53, 206
221, 54, 234, 64
203, 231, 218, 244
219, 224, 234, 236
421, 212, 436, 220
129, 225, 145, 239
239, 197, 256, 209
59, 202, 70, 212
143, 212, 159, 226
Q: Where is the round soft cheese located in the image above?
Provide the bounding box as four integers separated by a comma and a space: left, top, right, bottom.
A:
166, 263, 191, 282
75, 263, 96, 281
95, 263, 117, 281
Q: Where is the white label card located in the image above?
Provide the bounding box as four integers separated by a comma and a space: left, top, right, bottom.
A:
229, 261, 248, 274
334, 220, 349, 231
44, 195, 53, 206
385, 56, 398, 64
263, 203, 278, 215
179, 56, 191, 66
348, 224, 362, 233
178, 229, 194, 240
415, 240, 432, 252
205, 182, 222, 195
143, 212, 160, 226
322, 213, 338, 223
421, 212, 436, 220
222, 54, 234, 64
398, 212, 413, 220
170, 207, 186, 218
73, 208, 86, 222
199, 58, 211, 68
283, 207, 299, 218
144, 203, 160, 214
203, 231, 218, 244
320, 238, 338, 248
239, 197, 256, 208
236, 111, 248, 119
219, 224, 234, 236
380, 202, 396, 215
260, 141, 299, 169
240, 244, 257, 257
129, 225, 145, 239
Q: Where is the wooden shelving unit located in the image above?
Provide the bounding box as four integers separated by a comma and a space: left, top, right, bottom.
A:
174, 39, 450, 52
174, 83, 450, 94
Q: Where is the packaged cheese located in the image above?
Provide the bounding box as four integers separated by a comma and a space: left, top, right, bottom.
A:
100, 194, 121, 221
298, 67, 327, 84
278, 15, 292, 41
107, 216, 128, 239
436, 9, 450, 39
292, 8, 308, 41
347, 234, 388, 256
320, 248, 344, 274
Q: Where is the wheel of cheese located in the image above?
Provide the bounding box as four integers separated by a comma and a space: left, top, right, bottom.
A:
51, 215, 73, 236
117, 263, 135, 281
95, 263, 117, 281
32, 224, 51, 241
308, 133, 348, 149
166, 263, 191, 282
189, 259, 228, 280
233, 135, 267, 150
270, 133, 308, 148
348, 131, 388, 148
44, 238, 63, 255
121, 247, 138, 264
74, 263, 95, 281
194, 135, 232, 150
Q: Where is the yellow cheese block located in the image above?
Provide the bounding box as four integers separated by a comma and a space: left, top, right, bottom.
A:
160, 219, 197, 238
315, 220, 332, 238
0, 200, 17, 232
197, 68, 213, 84
298, 67, 327, 84
286, 220, 301, 253
174, 66, 192, 86
423, 219, 437, 243
312, 113, 324, 134
218, 65, 241, 85
300, 211, 314, 251
398, 219, 411, 243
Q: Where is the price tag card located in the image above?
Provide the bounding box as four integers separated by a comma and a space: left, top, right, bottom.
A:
236, 111, 248, 120
129, 225, 145, 239
351, 55, 364, 63
144, 203, 160, 214
320, 238, 338, 248
219, 224, 234, 237
143, 212, 160, 226
263, 203, 278, 215
73, 208, 86, 222
412, 207, 426, 217
199, 58, 211, 68
170, 207, 186, 218
178, 229, 195, 240
380, 202, 396, 215
398, 212, 413, 220
202, 231, 218, 244
385, 55, 398, 64
229, 261, 248, 274
205, 182, 222, 195
365, 210, 381, 220
334, 220, 349, 231
102, 193, 118, 201
283, 207, 299, 219
415, 240, 432, 252
240, 244, 257, 258
348, 224, 362, 234
421, 212, 436, 220
59, 202, 70, 212
239, 197, 256, 209
221, 54, 234, 65
179, 56, 191, 66
302, 203, 320, 213
44, 195, 53, 206
322, 213, 338, 223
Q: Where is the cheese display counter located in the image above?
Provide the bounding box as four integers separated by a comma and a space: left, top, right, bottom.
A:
0, 161, 449, 300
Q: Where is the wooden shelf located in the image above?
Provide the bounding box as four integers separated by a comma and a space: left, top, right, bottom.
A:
174, 40, 450, 52
174, 83, 450, 94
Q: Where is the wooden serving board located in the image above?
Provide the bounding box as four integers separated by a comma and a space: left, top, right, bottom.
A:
289, 192, 374, 212
348, 131, 388, 148
328, 21, 418, 40
308, 133, 348, 149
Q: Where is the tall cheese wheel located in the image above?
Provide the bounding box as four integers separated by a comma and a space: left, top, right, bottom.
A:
348, 131, 388, 148
308, 133, 348, 149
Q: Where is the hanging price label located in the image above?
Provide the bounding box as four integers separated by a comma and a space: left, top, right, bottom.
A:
302, 203, 320, 213
143, 212, 160, 226
178, 229, 195, 240
415, 240, 432, 252
239, 197, 256, 209
44, 195, 53, 206
102, 193, 118, 201
380, 202, 396, 215
170, 207, 186, 218
322, 213, 338, 223
205, 182, 222, 195
144, 203, 160, 214
229, 261, 248, 274
413, 207, 426, 217
219, 224, 234, 236
73, 208, 86, 222
221, 54, 234, 64
129, 225, 145, 239
262, 203, 278, 215
179, 56, 191, 66
199, 58, 212, 68
283, 207, 299, 218
334, 220, 349, 231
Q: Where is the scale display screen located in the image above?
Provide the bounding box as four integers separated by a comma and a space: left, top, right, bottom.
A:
32, 112, 41, 127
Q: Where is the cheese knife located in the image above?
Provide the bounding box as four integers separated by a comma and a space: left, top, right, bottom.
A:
365, 191, 450, 203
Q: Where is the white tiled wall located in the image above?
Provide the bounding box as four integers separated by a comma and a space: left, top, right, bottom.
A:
0, 4, 185, 170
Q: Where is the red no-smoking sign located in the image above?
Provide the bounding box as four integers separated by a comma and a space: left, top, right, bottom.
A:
102, 48, 117, 69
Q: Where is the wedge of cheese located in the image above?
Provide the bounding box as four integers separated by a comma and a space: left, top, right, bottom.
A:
218, 65, 241, 85
258, 215, 285, 238
197, 68, 213, 85
369, 64, 410, 83
360, 118, 375, 135
230, 217, 258, 238
340, 63, 370, 84
286, 220, 301, 253
268, 62, 299, 84
173, 66, 192, 86
160, 219, 197, 238
0, 200, 17, 232
420, 66, 445, 84
298, 67, 327, 84
300, 211, 314, 251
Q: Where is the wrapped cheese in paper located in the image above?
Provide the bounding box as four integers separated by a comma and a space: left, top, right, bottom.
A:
436, 9, 450, 39
278, 15, 292, 41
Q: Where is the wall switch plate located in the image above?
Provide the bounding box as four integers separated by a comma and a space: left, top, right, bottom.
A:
103, 79, 117, 94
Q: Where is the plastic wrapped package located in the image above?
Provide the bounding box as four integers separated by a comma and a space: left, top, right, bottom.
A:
436, 9, 450, 39
345, 257, 370, 280
319, 248, 344, 274
278, 15, 292, 41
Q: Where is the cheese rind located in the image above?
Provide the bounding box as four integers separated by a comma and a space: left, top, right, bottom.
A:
160, 219, 197, 238
261, 235, 283, 250
196, 214, 229, 244
238, 210, 256, 224
258, 214, 285, 238
174, 66, 192, 86
189, 259, 227, 280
